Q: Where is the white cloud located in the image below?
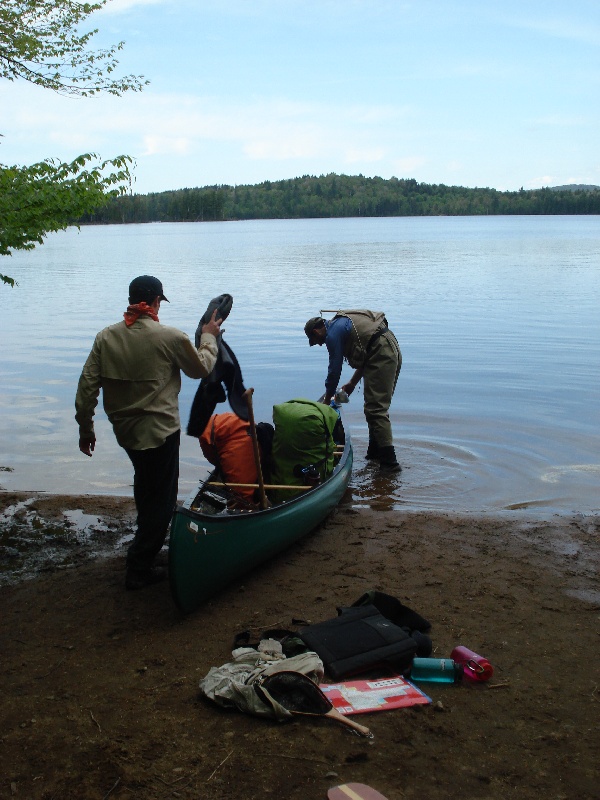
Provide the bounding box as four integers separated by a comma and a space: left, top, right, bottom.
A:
491, 4, 600, 47
141, 135, 192, 156
350, 106, 412, 124
344, 147, 385, 164
513, 16, 600, 46
243, 133, 324, 161
525, 172, 600, 189
48, 92, 411, 168
531, 115, 588, 127
100, 0, 164, 14
527, 175, 558, 188
393, 156, 426, 173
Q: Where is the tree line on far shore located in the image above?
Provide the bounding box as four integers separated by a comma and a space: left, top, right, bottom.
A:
78, 174, 600, 225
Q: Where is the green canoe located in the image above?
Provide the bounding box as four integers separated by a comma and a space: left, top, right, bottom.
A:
168, 422, 353, 613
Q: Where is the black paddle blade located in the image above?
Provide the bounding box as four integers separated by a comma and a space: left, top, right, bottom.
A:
260, 671, 331, 714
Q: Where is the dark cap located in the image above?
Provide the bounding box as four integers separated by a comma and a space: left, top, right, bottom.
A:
128, 275, 169, 304
304, 316, 325, 346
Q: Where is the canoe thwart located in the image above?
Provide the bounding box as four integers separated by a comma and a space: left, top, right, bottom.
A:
206, 481, 312, 491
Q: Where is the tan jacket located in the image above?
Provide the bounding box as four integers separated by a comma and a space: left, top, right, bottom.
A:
75, 317, 218, 450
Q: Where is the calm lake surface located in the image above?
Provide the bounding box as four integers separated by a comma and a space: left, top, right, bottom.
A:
1, 216, 598, 515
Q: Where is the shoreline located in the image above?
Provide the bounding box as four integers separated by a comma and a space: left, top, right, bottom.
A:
1, 491, 598, 799
2, 488, 598, 587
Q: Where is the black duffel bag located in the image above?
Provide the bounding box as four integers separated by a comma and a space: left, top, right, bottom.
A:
299, 604, 420, 680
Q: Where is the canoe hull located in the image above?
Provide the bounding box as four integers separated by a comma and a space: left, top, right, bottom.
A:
168, 436, 352, 613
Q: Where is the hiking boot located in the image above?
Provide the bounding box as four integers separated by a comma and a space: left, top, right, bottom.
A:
125, 566, 167, 591
378, 446, 401, 474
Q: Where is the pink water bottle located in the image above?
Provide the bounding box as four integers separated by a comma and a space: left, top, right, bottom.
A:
451, 646, 494, 683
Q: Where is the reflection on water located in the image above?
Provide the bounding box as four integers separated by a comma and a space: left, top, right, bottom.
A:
541, 464, 600, 483
1, 216, 599, 515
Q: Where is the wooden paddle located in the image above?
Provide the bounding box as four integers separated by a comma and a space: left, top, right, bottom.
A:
328, 784, 390, 800
242, 388, 269, 509
310, 704, 373, 738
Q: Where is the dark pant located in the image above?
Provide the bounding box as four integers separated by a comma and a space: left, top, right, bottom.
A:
124, 430, 180, 573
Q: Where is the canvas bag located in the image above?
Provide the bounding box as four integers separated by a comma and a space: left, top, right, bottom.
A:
199, 644, 324, 721
298, 604, 418, 680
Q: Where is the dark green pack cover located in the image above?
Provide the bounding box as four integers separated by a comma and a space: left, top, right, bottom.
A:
270, 399, 339, 504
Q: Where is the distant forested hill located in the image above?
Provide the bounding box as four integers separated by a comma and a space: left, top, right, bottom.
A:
79, 174, 600, 224
550, 184, 600, 192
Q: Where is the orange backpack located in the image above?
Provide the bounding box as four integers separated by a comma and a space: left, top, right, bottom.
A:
199, 413, 258, 501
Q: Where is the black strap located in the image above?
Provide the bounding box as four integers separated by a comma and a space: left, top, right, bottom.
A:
367, 325, 389, 352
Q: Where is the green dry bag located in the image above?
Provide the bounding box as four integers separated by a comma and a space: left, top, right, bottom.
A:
270, 399, 340, 504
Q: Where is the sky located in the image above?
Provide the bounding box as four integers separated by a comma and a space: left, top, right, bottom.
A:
1, 0, 599, 194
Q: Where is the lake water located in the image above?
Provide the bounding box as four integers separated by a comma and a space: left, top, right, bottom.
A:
1, 216, 599, 515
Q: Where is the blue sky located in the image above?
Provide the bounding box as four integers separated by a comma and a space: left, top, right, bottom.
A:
1, 0, 599, 194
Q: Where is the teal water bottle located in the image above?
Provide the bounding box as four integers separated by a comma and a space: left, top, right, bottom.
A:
410, 657, 463, 683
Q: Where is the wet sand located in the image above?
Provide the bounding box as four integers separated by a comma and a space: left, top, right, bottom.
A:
0, 491, 598, 800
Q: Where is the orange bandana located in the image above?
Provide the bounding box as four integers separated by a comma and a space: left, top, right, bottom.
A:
123, 302, 160, 327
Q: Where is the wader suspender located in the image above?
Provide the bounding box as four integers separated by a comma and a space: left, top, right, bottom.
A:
366, 322, 389, 352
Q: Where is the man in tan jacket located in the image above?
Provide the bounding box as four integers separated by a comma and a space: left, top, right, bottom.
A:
76, 276, 221, 589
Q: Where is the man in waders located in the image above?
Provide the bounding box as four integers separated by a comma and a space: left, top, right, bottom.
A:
75, 276, 221, 590
305, 310, 402, 473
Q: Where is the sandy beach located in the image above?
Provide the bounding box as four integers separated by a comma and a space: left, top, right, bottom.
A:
0, 490, 598, 800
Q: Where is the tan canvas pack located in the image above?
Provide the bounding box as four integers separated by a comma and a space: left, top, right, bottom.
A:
199, 645, 324, 721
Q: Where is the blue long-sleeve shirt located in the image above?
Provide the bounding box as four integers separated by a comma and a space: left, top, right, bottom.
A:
324, 316, 353, 396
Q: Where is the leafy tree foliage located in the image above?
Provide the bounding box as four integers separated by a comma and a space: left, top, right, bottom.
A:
79, 174, 600, 226
1, 153, 132, 257
1, 0, 146, 286
0, 0, 146, 96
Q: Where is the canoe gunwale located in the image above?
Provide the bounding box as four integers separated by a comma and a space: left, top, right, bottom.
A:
176, 428, 352, 524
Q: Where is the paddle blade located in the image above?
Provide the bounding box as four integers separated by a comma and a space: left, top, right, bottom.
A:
258, 672, 372, 737
328, 784, 390, 800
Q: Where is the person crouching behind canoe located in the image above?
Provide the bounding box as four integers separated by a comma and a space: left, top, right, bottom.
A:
199, 413, 274, 509
304, 310, 402, 473
75, 276, 222, 590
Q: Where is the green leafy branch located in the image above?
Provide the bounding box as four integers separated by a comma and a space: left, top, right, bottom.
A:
0, 153, 134, 259
0, 0, 147, 96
